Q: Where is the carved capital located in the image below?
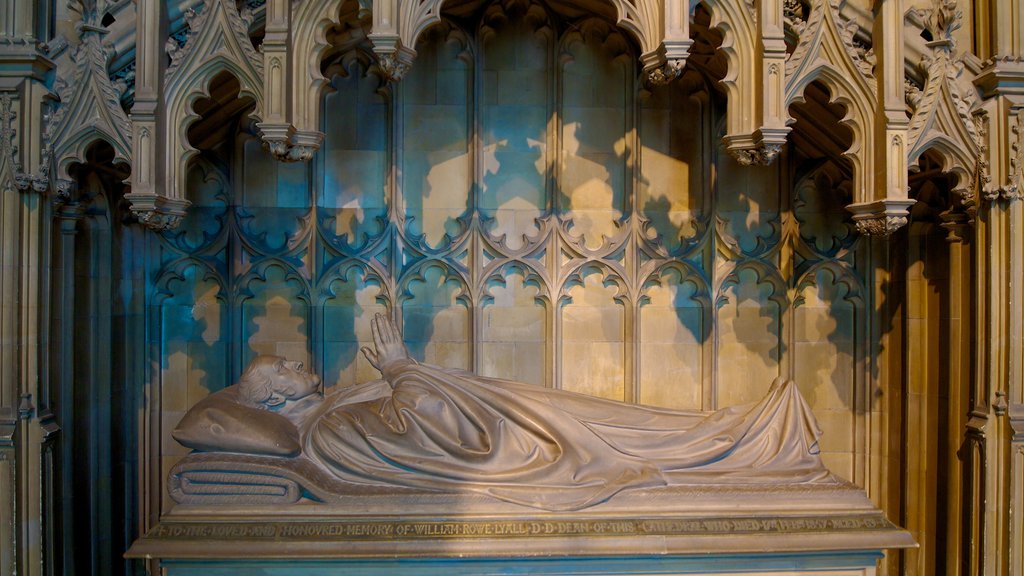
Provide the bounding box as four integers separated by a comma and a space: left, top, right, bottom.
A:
727, 142, 784, 166
646, 59, 685, 86
722, 129, 789, 167
981, 185, 1022, 204
285, 144, 318, 163
852, 215, 907, 236
260, 126, 322, 163
370, 38, 417, 83
378, 52, 413, 83
264, 138, 291, 161
847, 199, 916, 236
137, 210, 185, 230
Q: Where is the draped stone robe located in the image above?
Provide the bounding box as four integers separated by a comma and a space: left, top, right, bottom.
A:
302, 359, 830, 511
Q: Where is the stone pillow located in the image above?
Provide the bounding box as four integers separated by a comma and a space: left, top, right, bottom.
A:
172, 385, 301, 457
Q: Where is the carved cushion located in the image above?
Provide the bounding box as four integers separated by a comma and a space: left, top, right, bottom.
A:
172, 385, 301, 457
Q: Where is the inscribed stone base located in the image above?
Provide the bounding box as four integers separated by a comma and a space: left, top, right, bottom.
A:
127, 481, 914, 574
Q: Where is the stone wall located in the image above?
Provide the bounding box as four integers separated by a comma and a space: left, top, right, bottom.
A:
153, 2, 871, 511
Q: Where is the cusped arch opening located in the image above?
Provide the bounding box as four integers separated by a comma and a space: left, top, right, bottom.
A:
66, 140, 140, 231
908, 148, 961, 224
788, 79, 855, 172
688, 2, 727, 90
318, 0, 375, 79
186, 71, 258, 153
67, 139, 132, 203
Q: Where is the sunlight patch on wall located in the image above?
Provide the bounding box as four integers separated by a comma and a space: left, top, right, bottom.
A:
561, 267, 625, 400
401, 25, 471, 249
481, 268, 546, 386
322, 266, 388, 389
640, 271, 704, 409
716, 267, 781, 407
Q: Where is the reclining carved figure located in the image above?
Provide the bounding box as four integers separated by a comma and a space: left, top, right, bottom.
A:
173, 314, 833, 511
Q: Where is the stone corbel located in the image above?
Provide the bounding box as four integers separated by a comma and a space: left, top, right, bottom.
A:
642, 0, 693, 86
704, 0, 788, 165
939, 207, 972, 242
367, 0, 418, 83
123, 192, 190, 230
256, 0, 303, 161
847, 199, 915, 236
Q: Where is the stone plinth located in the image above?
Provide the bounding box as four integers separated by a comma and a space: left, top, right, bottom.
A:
127, 481, 914, 575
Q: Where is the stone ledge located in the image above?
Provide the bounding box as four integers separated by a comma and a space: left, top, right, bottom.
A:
128, 482, 915, 562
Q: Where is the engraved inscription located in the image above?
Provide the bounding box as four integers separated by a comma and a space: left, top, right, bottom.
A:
151, 514, 891, 542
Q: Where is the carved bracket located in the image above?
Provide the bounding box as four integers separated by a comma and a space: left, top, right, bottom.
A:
124, 192, 190, 231
708, 0, 791, 165
725, 127, 788, 166
847, 199, 915, 236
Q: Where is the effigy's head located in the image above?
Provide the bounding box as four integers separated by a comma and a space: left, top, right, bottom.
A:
238, 355, 322, 409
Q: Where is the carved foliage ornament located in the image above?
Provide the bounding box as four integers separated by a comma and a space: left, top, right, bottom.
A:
852, 214, 908, 236
906, 0, 981, 205
984, 111, 1024, 203
729, 143, 784, 166
0, 93, 46, 194
0, 93, 24, 193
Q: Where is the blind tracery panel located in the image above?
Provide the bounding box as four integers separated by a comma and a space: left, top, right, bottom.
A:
155, 0, 869, 487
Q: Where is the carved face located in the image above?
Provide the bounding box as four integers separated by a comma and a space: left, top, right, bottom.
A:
264, 358, 322, 408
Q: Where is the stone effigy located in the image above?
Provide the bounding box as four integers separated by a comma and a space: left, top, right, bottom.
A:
171, 314, 833, 510
131, 315, 913, 572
